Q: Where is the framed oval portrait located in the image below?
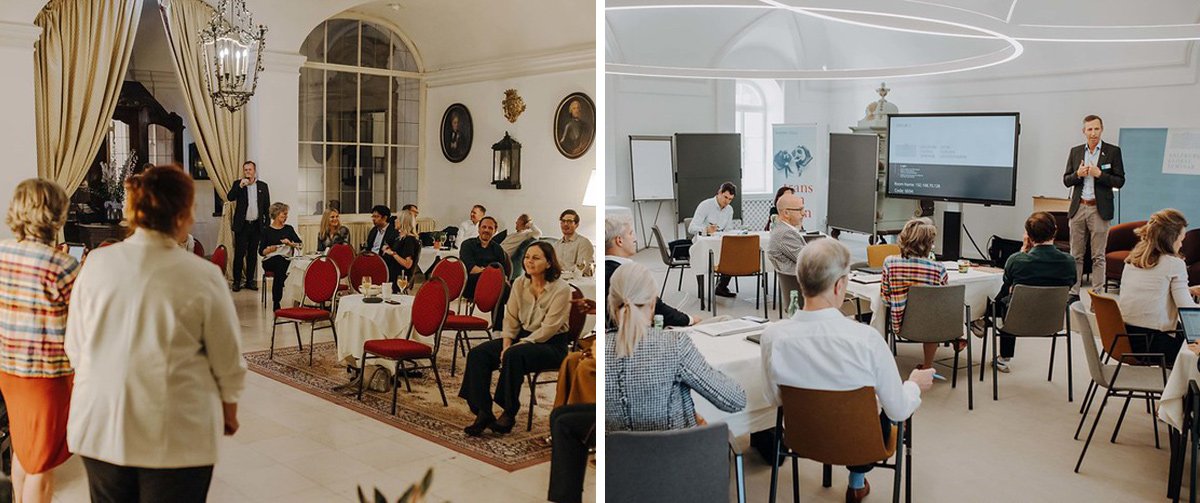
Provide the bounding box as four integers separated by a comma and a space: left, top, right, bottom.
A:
440, 103, 473, 163
553, 92, 595, 159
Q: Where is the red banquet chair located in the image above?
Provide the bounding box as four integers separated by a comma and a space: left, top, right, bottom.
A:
431, 256, 467, 309
192, 240, 205, 258
357, 277, 451, 413
444, 264, 507, 377
271, 256, 340, 365
210, 245, 228, 271
349, 252, 389, 293
328, 243, 355, 294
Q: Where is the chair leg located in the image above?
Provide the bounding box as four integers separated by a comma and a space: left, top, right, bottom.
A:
1076, 389, 1114, 472
1111, 394, 1134, 443
769, 410, 782, 503
1048, 336, 1057, 382
791, 456, 799, 503
430, 358, 448, 407
893, 421, 904, 503
951, 344, 960, 389
992, 329, 999, 400
1067, 332, 1074, 402
356, 353, 368, 400
1080, 381, 1097, 415
308, 323, 316, 366
661, 269, 669, 297
1075, 382, 1100, 440
527, 375, 538, 432
677, 266, 684, 290
821, 464, 832, 488
294, 322, 303, 351
399, 361, 413, 392
391, 361, 400, 415
966, 334, 974, 411
905, 421, 913, 503
979, 325, 988, 383
269, 319, 278, 359
1151, 394, 1161, 449
451, 331, 462, 377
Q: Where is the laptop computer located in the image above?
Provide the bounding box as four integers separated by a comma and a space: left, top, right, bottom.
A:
1180, 307, 1200, 343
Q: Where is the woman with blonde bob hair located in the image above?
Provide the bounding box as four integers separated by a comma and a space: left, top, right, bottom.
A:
0, 179, 80, 503
881, 217, 956, 378
66, 166, 246, 502
604, 262, 745, 431
1118, 208, 1200, 361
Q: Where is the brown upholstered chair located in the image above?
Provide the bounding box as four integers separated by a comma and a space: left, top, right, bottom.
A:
867, 244, 901, 268
769, 386, 911, 503
708, 234, 766, 317
1104, 220, 1146, 288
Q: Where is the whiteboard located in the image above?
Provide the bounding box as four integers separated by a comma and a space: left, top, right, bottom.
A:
629, 136, 676, 201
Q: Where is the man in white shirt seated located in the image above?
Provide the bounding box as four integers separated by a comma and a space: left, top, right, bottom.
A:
767, 192, 806, 276
603, 213, 696, 328
760, 238, 934, 502
458, 204, 486, 243
673, 182, 739, 296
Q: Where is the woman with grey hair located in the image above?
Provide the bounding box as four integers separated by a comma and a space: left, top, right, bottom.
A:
259, 202, 302, 311
604, 262, 745, 432
0, 179, 80, 503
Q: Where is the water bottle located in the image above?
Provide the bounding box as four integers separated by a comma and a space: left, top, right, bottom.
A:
787, 290, 801, 317
653, 314, 664, 332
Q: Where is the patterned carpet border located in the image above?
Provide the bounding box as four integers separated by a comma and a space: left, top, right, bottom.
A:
243, 341, 553, 472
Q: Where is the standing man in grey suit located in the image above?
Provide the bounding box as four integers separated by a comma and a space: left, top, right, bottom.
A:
1063, 114, 1125, 294
227, 160, 271, 291
767, 193, 807, 276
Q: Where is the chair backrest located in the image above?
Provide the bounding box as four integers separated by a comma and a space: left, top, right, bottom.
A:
1088, 289, 1133, 360
776, 271, 803, 311
508, 238, 535, 281
896, 284, 966, 343
431, 256, 467, 302
1071, 300, 1109, 386
302, 256, 340, 305
327, 243, 355, 280
607, 423, 732, 503
1105, 220, 1146, 253
210, 244, 228, 270
410, 277, 450, 343
192, 240, 205, 258
472, 265, 507, 314
415, 217, 438, 234
867, 244, 901, 268
780, 386, 894, 467
715, 235, 760, 276
651, 226, 673, 264
1001, 285, 1070, 336
567, 285, 587, 347
349, 252, 389, 292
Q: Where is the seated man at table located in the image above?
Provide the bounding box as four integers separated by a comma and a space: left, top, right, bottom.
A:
460, 216, 506, 299
363, 205, 398, 255
989, 211, 1076, 373
761, 238, 934, 502
459, 204, 486, 243
678, 182, 738, 297
501, 213, 542, 258
554, 209, 594, 272
767, 192, 807, 276
604, 213, 694, 328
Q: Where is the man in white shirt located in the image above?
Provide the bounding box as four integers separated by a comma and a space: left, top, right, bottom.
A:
459, 204, 486, 243
672, 182, 738, 296
760, 238, 934, 502
767, 192, 806, 276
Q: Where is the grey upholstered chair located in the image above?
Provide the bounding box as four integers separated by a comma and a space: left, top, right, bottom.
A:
652, 225, 690, 296
607, 422, 746, 503
985, 285, 1073, 401
889, 284, 973, 410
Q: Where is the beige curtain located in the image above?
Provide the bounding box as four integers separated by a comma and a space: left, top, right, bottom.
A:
159, 0, 246, 278
34, 0, 143, 198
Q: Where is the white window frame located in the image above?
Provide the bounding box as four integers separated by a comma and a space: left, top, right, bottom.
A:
735, 79, 784, 195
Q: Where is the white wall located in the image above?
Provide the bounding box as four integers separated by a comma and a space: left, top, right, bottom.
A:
423, 68, 597, 243
0, 21, 41, 239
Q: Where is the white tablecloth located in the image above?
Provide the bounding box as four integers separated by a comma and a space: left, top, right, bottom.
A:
334, 294, 421, 363
687, 326, 774, 437
280, 256, 317, 308
846, 263, 1004, 335
1160, 349, 1199, 430
418, 246, 459, 273
690, 231, 774, 274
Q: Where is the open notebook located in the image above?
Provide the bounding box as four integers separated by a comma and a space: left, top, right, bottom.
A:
693, 318, 764, 337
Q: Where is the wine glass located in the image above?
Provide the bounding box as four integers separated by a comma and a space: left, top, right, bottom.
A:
397, 273, 410, 294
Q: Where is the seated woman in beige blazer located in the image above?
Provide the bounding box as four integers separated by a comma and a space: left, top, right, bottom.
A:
65, 166, 246, 503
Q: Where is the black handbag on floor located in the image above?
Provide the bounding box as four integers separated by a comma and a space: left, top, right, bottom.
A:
987, 235, 1023, 268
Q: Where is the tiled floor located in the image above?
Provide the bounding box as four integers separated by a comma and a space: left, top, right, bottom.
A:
627, 234, 1181, 502
50, 284, 595, 502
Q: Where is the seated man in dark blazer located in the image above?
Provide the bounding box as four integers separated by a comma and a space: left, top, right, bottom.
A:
603, 214, 695, 328
991, 212, 1077, 373
459, 216, 507, 300
363, 205, 401, 277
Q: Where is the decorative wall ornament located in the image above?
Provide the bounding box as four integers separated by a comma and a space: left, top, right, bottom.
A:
440, 103, 473, 163
553, 92, 595, 159
502, 89, 526, 123
199, 0, 267, 112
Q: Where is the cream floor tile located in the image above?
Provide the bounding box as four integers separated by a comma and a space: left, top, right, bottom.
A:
217, 464, 320, 501
280, 447, 378, 488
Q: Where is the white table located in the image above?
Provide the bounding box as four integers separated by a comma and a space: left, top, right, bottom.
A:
334, 294, 421, 363
279, 256, 317, 308
846, 263, 1004, 335
1160, 349, 1198, 430
687, 326, 774, 437
418, 246, 459, 274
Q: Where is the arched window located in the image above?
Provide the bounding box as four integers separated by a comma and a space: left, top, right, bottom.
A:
735, 79, 783, 194
298, 19, 420, 215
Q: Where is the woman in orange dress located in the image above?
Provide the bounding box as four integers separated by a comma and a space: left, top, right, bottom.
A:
0, 179, 81, 503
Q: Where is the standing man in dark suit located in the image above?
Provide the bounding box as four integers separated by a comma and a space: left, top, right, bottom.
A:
227, 160, 271, 291
1063, 114, 1125, 295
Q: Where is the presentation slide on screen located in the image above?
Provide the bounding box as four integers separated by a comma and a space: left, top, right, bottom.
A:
888, 115, 1018, 203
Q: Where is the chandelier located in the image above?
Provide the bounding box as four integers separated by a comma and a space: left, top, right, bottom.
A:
199, 0, 267, 112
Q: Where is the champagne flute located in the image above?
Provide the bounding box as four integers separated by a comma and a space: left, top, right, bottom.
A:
397, 273, 409, 294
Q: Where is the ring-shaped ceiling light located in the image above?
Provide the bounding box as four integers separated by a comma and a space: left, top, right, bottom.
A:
605, 0, 1023, 80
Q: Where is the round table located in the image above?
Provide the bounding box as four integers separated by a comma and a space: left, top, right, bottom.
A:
418, 246, 459, 274
279, 255, 317, 308
334, 294, 423, 363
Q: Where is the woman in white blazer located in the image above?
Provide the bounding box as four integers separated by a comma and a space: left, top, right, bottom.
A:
65, 166, 246, 503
